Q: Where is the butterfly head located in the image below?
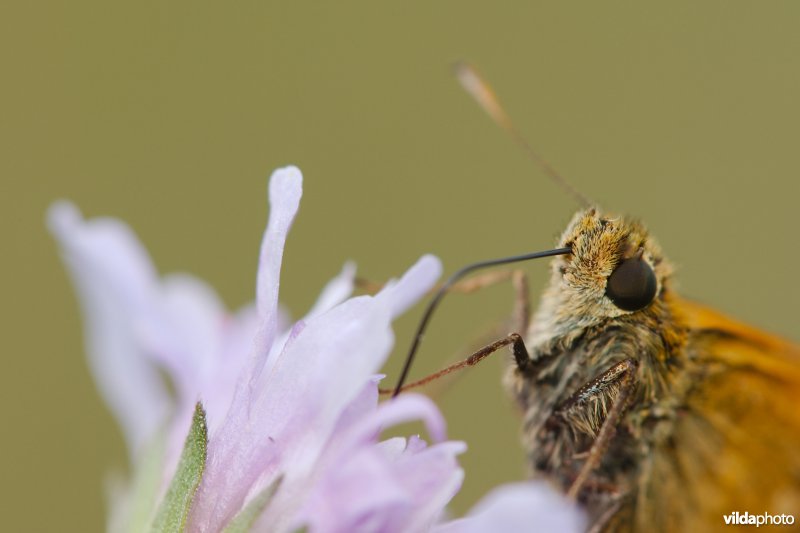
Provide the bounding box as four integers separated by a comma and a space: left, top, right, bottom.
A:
548, 208, 672, 320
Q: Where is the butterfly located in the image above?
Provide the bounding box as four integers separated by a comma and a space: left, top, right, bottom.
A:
509, 208, 800, 531
388, 63, 800, 532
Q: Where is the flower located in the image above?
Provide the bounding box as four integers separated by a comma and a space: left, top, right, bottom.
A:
50, 166, 584, 532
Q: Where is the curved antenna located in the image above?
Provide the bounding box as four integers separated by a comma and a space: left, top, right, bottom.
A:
454, 62, 593, 208
392, 246, 571, 397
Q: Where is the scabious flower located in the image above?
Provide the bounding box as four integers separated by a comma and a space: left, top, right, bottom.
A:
50, 166, 584, 533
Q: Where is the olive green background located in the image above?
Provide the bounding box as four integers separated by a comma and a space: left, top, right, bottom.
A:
4, 2, 800, 531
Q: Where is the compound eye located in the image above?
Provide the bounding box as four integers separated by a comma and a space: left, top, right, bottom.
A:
605, 256, 657, 311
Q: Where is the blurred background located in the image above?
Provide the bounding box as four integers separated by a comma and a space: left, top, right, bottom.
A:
3, 2, 800, 530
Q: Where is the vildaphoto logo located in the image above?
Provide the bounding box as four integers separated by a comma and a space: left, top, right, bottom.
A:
723, 511, 795, 527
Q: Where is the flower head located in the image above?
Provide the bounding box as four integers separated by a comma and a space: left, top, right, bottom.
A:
50, 166, 584, 532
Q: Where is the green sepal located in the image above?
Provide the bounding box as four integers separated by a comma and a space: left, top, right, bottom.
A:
150, 402, 208, 533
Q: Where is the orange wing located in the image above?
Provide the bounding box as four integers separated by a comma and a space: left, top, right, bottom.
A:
677, 297, 800, 380
636, 297, 800, 532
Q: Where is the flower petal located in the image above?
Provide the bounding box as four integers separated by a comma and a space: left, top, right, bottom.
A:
140, 273, 225, 407
188, 256, 440, 531
189, 295, 393, 530
434, 482, 586, 533
291, 432, 465, 533
376, 254, 442, 320
336, 393, 449, 450
271, 394, 462, 533
48, 201, 171, 457
305, 261, 356, 320
260, 262, 358, 383
328, 376, 381, 438
255, 166, 303, 352
138, 273, 256, 482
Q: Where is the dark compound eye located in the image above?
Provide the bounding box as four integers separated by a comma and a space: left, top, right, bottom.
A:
605, 256, 657, 311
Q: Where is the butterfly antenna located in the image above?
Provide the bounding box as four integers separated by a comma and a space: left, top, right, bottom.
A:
454, 62, 592, 208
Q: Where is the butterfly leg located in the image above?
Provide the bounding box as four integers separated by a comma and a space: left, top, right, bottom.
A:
548, 358, 639, 500
380, 331, 535, 395
378, 268, 533, 395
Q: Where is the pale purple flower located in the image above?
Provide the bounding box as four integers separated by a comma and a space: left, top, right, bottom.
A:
50, 166, 584, 532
